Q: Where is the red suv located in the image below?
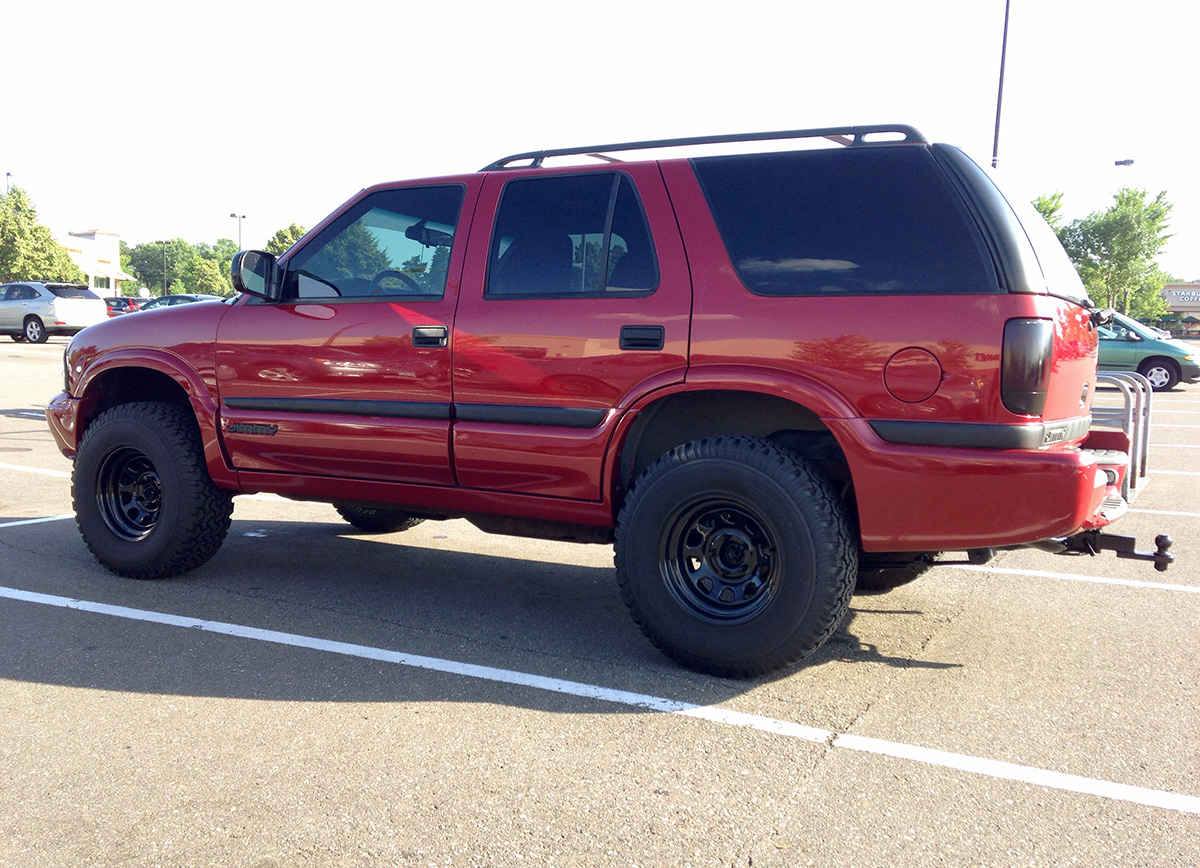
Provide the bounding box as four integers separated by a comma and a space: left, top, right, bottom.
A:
47, 126, 1171, 676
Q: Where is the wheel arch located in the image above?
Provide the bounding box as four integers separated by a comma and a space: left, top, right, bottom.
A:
609, 387, 855, 519
75, 354, 235, 488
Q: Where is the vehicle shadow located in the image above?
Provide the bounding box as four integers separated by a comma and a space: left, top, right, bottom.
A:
0, 515, 961, 711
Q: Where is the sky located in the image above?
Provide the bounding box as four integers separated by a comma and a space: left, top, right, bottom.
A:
4, 0, 1198, 281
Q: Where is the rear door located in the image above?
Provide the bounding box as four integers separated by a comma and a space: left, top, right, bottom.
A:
451, 164, 691, 501
216, 179, 480, 485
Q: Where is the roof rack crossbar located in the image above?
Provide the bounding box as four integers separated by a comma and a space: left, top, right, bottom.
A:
481, 124, 927, 171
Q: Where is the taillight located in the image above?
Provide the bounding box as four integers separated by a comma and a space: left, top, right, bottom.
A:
1001, 318, 1053, 416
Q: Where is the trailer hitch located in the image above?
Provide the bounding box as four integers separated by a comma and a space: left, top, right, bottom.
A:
1041, 530, 1174, 572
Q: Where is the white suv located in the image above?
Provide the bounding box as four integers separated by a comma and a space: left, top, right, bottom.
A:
0, 282, 108, 343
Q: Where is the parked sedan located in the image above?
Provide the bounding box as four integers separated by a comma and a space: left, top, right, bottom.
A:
135, 293, 226, 312
1, 281, 108, 343
1098, 311, 1200, 390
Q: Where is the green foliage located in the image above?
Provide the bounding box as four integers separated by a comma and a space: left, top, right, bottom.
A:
1031, 192, 1065, 230
302, 223, 391, 281
1047, 188, 1174, 315
0, 186, 87, 283
126, 237, 234, 297
265, 223, 307, 256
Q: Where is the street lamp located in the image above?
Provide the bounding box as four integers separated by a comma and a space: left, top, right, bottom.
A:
1115, 159, 1135, 167
4, 173, 10, 195
161, 241, 168, 294
230, 213, 245, 248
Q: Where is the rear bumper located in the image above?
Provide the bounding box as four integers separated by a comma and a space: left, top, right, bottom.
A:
834, 418, 1113, 552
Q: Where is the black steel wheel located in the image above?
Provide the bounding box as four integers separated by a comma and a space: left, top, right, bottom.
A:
615, 436, 856, 677
74, 402, 233, 579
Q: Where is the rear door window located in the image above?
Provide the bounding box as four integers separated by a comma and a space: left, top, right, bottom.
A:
486, 173, 658, 298
692, 146, 997, 296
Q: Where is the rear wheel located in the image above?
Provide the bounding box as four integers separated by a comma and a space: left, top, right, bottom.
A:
1139, 358, 1180, 391
333, 503, 424, 534
73, 402, 233, 579
24, 317, 47, 343
615, 436, 856, 677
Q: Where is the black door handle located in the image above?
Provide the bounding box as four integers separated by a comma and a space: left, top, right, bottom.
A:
620, 325, 665, 351
412, 326, 449, 348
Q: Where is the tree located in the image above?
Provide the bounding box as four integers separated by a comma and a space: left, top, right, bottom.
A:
0, 186, 87, 283
265, 223, 307, 256
1054, 188, 1174, 315
1031, 192, 1065, 231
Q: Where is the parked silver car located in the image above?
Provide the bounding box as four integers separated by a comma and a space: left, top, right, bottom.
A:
1, 282, 108, 343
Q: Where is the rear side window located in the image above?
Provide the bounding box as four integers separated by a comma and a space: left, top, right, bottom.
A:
692, 147, 997, 296
487, 172, 659, 298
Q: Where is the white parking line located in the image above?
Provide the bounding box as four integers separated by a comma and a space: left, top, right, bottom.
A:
1154, 470, 1200, 477
0, 515, 74, 529
0, 463, 71, 478
0, 584, 1196, 817
949, 564, 1198, 594
1130, 508, 1200, 518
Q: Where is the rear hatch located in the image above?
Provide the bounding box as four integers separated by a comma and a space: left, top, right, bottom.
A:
933, 145, 1098, 436
48, 285, 108, 328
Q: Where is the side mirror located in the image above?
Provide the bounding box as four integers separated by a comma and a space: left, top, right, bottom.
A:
231, 250, 280, 300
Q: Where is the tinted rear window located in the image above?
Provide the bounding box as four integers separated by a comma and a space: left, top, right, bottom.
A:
47, 285, 99, 299
692, 146, 997, 296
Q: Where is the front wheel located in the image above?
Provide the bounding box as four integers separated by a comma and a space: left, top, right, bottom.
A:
73, 402, 233, 579
615, 436, 856, 677
1139, 358, 1180, 391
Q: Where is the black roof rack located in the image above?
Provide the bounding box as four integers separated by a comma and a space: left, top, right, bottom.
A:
481, 124, 927, 172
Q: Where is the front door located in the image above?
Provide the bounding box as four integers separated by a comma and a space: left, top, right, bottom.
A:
216, 179, 480, 485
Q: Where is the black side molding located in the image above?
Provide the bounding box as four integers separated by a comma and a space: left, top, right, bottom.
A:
870, 416, 1091, 450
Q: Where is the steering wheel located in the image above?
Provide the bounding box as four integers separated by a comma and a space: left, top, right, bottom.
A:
369, 269, 422, 295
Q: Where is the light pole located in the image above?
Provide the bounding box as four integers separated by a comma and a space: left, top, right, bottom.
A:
161, 241, 168, 294
230, 213, 245, 248
4, 173, 10, 195
1115, 159, 1135, 167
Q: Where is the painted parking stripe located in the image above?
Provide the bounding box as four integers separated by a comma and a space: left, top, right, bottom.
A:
950, 564, 1198, 594
1130, 508, 1200, 518
0, 585, 1197, 816
0, 515, 74, 529
0, 462, 71, 478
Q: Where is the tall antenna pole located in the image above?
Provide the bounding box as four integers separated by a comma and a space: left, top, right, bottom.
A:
992, 0, 1012, 169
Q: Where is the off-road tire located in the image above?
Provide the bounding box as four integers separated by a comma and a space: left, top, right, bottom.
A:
73, 402, 233, 579
614, 435, 857, 677
333, 503, 425, 534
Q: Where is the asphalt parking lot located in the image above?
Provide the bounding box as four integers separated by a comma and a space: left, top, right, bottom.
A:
2, 338, 1197, 867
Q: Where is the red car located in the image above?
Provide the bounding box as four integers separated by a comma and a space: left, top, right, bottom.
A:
104, 297, 140, 317
46, 125, 1172, 676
